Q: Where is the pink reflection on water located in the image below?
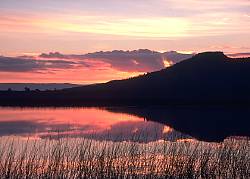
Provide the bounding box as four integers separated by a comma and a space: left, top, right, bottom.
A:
0, 107, 139, 130
0, 107, 180, 142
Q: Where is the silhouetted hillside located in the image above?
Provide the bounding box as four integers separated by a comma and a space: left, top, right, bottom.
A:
0, 52, 250, 106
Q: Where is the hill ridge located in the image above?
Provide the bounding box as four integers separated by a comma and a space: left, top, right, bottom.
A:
0, 51, 250, 106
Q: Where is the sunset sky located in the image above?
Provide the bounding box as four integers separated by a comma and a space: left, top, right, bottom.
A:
0, 0, 250, 84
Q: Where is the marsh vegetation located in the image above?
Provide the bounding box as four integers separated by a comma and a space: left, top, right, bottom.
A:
0, 137, 249, 178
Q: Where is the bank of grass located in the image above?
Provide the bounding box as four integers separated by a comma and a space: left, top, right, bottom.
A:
0, 137, 249, 178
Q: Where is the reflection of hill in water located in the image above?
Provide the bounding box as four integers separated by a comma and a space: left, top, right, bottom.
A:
106, 107, 250, 142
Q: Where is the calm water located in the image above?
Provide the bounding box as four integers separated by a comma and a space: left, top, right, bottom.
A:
0, 107, 191, 142
0, 106, 249, 142
0, 107, 249, 178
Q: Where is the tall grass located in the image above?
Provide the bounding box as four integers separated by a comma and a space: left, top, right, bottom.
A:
0, 137, 249, 178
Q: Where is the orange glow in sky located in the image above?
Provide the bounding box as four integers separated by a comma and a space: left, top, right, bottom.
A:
163, 59, 173, 68
0, 67, 142, 84
1, 0, 250, 56
0, 0, 250, 83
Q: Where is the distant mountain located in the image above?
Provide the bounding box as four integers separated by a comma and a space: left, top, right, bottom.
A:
1, 52, 250, 106
0, 83, 79, 91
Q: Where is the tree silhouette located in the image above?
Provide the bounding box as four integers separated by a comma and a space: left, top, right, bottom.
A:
24, 87, 30, 92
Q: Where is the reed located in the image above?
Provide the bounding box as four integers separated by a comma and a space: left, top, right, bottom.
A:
0, 136, 249, 178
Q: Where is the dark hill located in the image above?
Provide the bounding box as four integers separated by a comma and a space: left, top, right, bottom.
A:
1, 52, 250, 106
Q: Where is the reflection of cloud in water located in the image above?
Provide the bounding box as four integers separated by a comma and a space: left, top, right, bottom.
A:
41, 121, 191, 142
0, 120, 97, 137
0, 107, 191, 142
0, 107, 249, 143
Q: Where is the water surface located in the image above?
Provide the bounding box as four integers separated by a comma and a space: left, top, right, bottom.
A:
0, 106, 249, 142
0, 107, 190, 142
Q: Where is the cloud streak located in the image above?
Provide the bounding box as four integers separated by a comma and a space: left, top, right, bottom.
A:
0, 56, 79, 72
0, 50, 193, 73
0, 50, 194, 83
39, 50, 193, 72
1, 49, 248, 84
0, 1, 249, 56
